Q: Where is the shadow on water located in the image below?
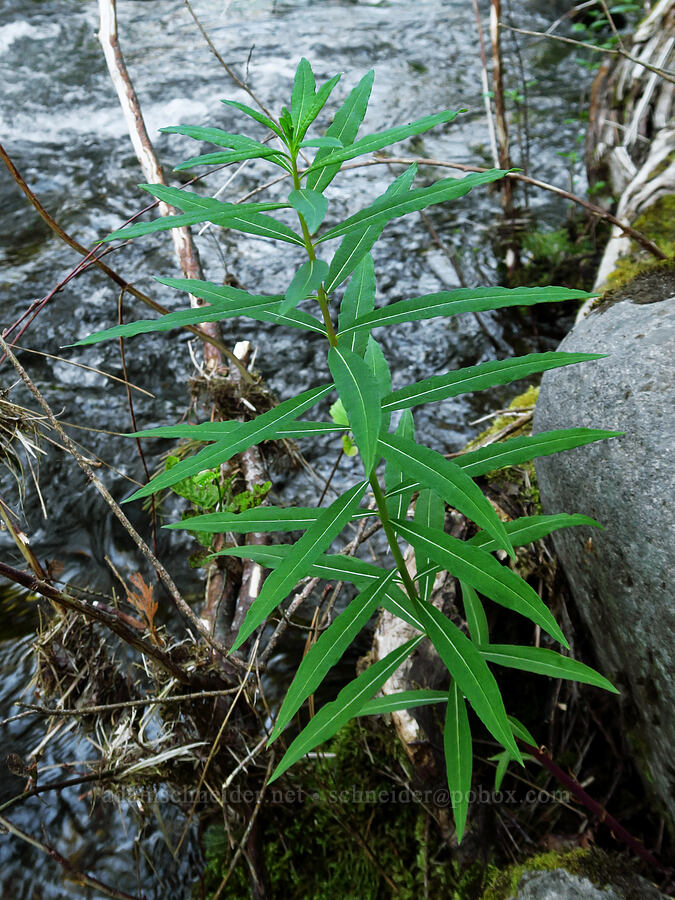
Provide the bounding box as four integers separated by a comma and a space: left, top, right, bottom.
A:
0, 0, 592, 895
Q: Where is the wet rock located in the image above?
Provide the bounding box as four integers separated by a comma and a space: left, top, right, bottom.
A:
533, 287, 675, 823
508, 868, 665, 900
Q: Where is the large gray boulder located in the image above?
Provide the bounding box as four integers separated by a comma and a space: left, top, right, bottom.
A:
533, 282, 675, 822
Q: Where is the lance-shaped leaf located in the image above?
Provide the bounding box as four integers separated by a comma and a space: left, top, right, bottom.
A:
213, 544, 384, 584
481, 645, 619, 692
415, 598, 520, 760
456, 428, 623, 478
126, 384, 333, 502
414, 489, 445, 601
508, 715, 537, 746
338, 286, 593, 338
357, 689, 448, 716
290, 58, 316, 141
392, 519, 568, 646
325, 164, 417, 293
379, 433, 513, 558
144, 419, 346, 442
288, 188, 328, 234
299, 137, 344, 149
160, 123, 283, 156
461, 582, 489, 646
105, 203, 304, 245
231, 481, 368, 650
221, 99, 285, 140
138, 183, 287, 217
306, 69, 374, 193
167, 507, 325, 535
174, 146, 292, 172
269, 635, 424, 782
365, 336, 392, 430
337, 253, 375, 357
305, 109, 464, 176
270, 570, 397, 741
444, 682, 473, 842
318, 170, 505, 243
282, 259, 329, 314
385, 409, 415, 520
329, 345, 382, 473
469, 513, 601, 553
297, 72, 342, 141
382, 352, 607, 412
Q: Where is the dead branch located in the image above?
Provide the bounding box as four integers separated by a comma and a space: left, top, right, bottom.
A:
500, 23, 675, 84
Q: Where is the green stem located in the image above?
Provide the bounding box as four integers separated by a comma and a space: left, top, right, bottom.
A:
291, 157, 338, 347
369, 473, 420, 605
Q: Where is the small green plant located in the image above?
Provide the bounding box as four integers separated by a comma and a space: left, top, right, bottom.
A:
77, 60, 620, 841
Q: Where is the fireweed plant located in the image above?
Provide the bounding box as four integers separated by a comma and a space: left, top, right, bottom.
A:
78, 60, 620, 840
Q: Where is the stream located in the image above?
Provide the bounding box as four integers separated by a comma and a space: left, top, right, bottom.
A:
0, 1, 593, 896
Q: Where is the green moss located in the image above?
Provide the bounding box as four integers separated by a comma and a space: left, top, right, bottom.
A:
465, 387, 542, 514
198, 719, 494, 899
481, 847, 657, 900
603, 194, 675, 292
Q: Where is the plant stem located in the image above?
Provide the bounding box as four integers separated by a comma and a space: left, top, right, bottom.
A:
369, 473, 420, 604
292, 157, 338, 346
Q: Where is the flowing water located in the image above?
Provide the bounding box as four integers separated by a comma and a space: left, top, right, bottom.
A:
0, 1, 591, 895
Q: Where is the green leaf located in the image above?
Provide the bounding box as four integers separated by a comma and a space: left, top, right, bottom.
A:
378, 433, 514, 558
469, 513, 602, 553
365, 336, 392, 430
414, 489, 445, 601
385, 410, 415, 520
318, 170, 504, 243
297, 72, 342, 141
160, 123, 277, 153
482, 645, 619, 693
414, 598, 520, 760
167, 506, 325, 534
290, 58, 317, 142
461, 582, 489, 646
74, 294, 282, 346
305, 108, 464, 176
337, 253, 375, 357
492, 751, 510, 791
306, 69, 374, 193
283, 259, 329, 314
139, 184, 287, 216
269, 635, 424, 783
105, 203, 304, 246
288, 188, 328, 234
456, 429, 623, 478
231, 481, 368, 650
174, 147, 291, 172
325, 165, 417, 292
220, 99, 285, 140
148, 419, 346, 442
444, 682, 473, 842
392, 519, 568, 647
357, 689, 448, 716
338, 286, 594, 339
270, 569, 397, 741
328, 345, 382, 473
382, 352, 606, 412
507, 715, 537, 746
299, 137, 344, 149
126, 384, 334, 502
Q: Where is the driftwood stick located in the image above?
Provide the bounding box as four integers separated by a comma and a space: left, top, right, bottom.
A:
97, 0, 222, 368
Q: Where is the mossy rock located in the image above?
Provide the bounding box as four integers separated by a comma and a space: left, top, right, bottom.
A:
482, 847, 664, 900
602, 194, 675, 293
